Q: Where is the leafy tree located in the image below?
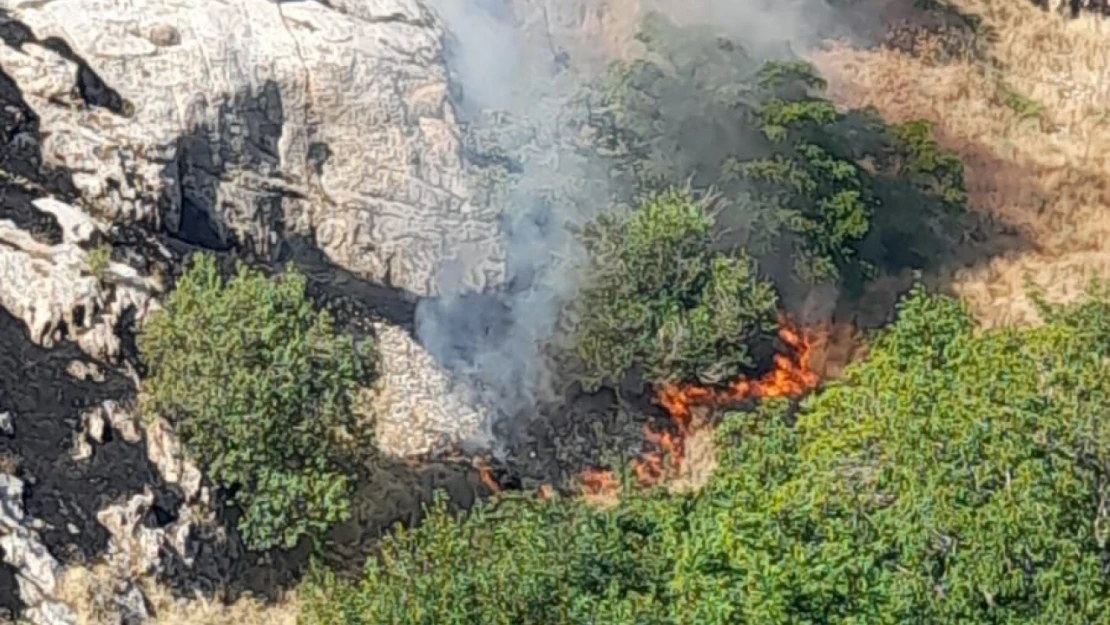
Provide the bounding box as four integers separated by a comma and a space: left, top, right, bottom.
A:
697, 285, 1110, 623
568, 187, 779, 390
139, 254, 372, 550
580, 13, 967, 292
302, 284, 1110, 624
458, 15, 969, 388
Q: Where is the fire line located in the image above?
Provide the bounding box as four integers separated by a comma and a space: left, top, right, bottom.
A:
633, 313, 820, 488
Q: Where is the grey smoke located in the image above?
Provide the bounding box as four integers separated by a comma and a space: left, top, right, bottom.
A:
414, 0, 862, 453
426, 0, 521, 113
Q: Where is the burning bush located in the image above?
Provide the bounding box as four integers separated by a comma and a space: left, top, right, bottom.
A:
551, 13, 968, 396
302, 284, 1110, 623
570, 187, 779, 390
139, 254, 373, 551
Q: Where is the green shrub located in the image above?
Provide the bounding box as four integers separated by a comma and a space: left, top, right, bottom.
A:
580, 15, 968, 292
85, 242, 112, 282
569, 188, 779, 390
303, 285, 1110, 624
139, 254, 372, 550
460, 16, 971, 391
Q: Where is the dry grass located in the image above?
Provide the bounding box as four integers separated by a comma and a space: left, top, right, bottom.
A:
810, 0, 1110, 327
0, 451, 21, 476
57, 566, 299, 625
664, 423, 718, 494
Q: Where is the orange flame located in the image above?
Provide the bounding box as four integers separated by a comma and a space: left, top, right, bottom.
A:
573, 315, 822, 497
635, 314, 820, 486
632, 426, 683, 484
475, 460, 502, 495
580, 467, 621, 497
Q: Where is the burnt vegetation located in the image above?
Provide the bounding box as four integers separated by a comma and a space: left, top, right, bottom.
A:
131, 10, 1110, 625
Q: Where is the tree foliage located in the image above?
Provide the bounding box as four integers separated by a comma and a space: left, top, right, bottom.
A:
303, 285, 1110, 624
460, 13, 971, 389
580, 13, 967, 291
569, 188, 779, 389
139, 254, 372, 551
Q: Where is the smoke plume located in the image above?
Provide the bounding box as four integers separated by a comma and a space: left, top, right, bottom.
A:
414, 0, 862, 454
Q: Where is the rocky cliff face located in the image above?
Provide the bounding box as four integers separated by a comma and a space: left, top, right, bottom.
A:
1, 0, 505, 297
0, 0, 513, 622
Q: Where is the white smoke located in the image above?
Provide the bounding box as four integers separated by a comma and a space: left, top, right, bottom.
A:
414, 0, 864, 452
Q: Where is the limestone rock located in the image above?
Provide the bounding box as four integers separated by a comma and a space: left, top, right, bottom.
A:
111, 582, 151, 625
96, 490, 164, 578
0, 475, 77, 625
94, 485, 226, 592
87, 401, 141, 445
0, 217, 104, 350
0, 201, 161, 362
0, 473, 25, 528
31, 199, 99, 246
25, 602, 77, 625
143, 415, 204, 504
0, 0, 505, 296
371, 321, 493, 457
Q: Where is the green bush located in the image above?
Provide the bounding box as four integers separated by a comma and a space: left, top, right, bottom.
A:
581, 13, 967, 291
569, 188, 779, 390
302, 285, 1110, 624
139, 254, 372, 551
84, 242, 112, 281
458, 15, 970, 390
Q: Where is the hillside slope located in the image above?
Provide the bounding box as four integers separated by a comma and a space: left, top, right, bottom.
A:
811, 0, 1110, 327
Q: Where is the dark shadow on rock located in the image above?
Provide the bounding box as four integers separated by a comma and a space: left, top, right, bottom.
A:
277, 234, 419, 330
0, 9, 86, 245
37, 37, 133, 117
162, 80, 285, 254
0, 10, 133, 117
158, 80, 422, 331
0, 306, 183, 569
151, 57, 432, 333
0, 545, 24, 623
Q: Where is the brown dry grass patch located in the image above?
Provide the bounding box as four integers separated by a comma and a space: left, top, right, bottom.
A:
810, 0, 1110, 327
57, 566, 299, 625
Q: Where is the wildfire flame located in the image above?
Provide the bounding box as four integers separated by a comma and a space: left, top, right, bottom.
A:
474, 459, 502, 495
632, 426, 682, 484
633, 313, 821, 487
476, 315, 838, 501
579, 467, 621, 498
